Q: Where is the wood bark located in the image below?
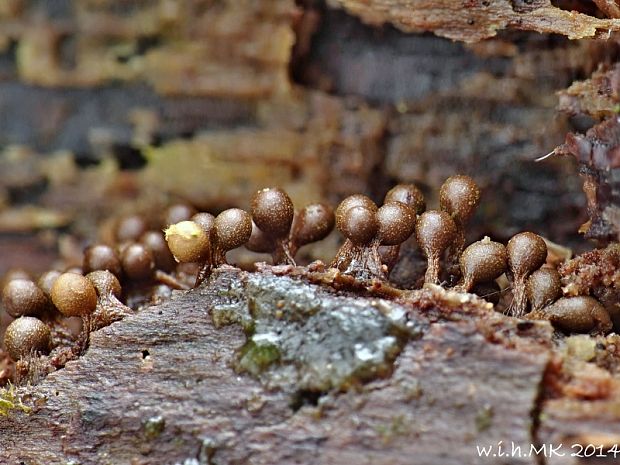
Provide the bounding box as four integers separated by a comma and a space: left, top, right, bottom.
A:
1, 269, 618, 464
328, 0, 620, 41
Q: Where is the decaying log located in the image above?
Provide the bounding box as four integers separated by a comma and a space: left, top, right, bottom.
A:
1, 4, 620, 461
0, 3, 604, 268
558, 65, 620, 120
327, 0, 620, 42
556, 117, 620, 242
2, 267, 617, 464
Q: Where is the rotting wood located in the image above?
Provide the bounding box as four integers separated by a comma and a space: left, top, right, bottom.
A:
0, 268, 562, 464
327, 0, 620, 42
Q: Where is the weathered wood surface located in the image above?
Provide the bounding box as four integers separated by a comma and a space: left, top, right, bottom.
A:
556, 66, 620, 243
540, 397, 620, 465
0, 268, 564, 465
327, 0, 620, 42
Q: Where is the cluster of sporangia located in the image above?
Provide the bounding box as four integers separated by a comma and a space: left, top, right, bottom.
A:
1, 176, 614, 383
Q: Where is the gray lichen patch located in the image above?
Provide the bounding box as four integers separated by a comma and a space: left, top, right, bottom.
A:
207, 275, 253, 332
207, 270, 422, 393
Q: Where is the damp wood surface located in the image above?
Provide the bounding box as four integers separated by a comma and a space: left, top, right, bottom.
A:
327, 0, 620, 42
0, 268, 619, 465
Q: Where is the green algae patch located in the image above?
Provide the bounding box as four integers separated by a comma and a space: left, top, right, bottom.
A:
475, 404, 494, 432
143, 415, 166, 440
0, 383, 32, 416
238, 340, 281, 376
